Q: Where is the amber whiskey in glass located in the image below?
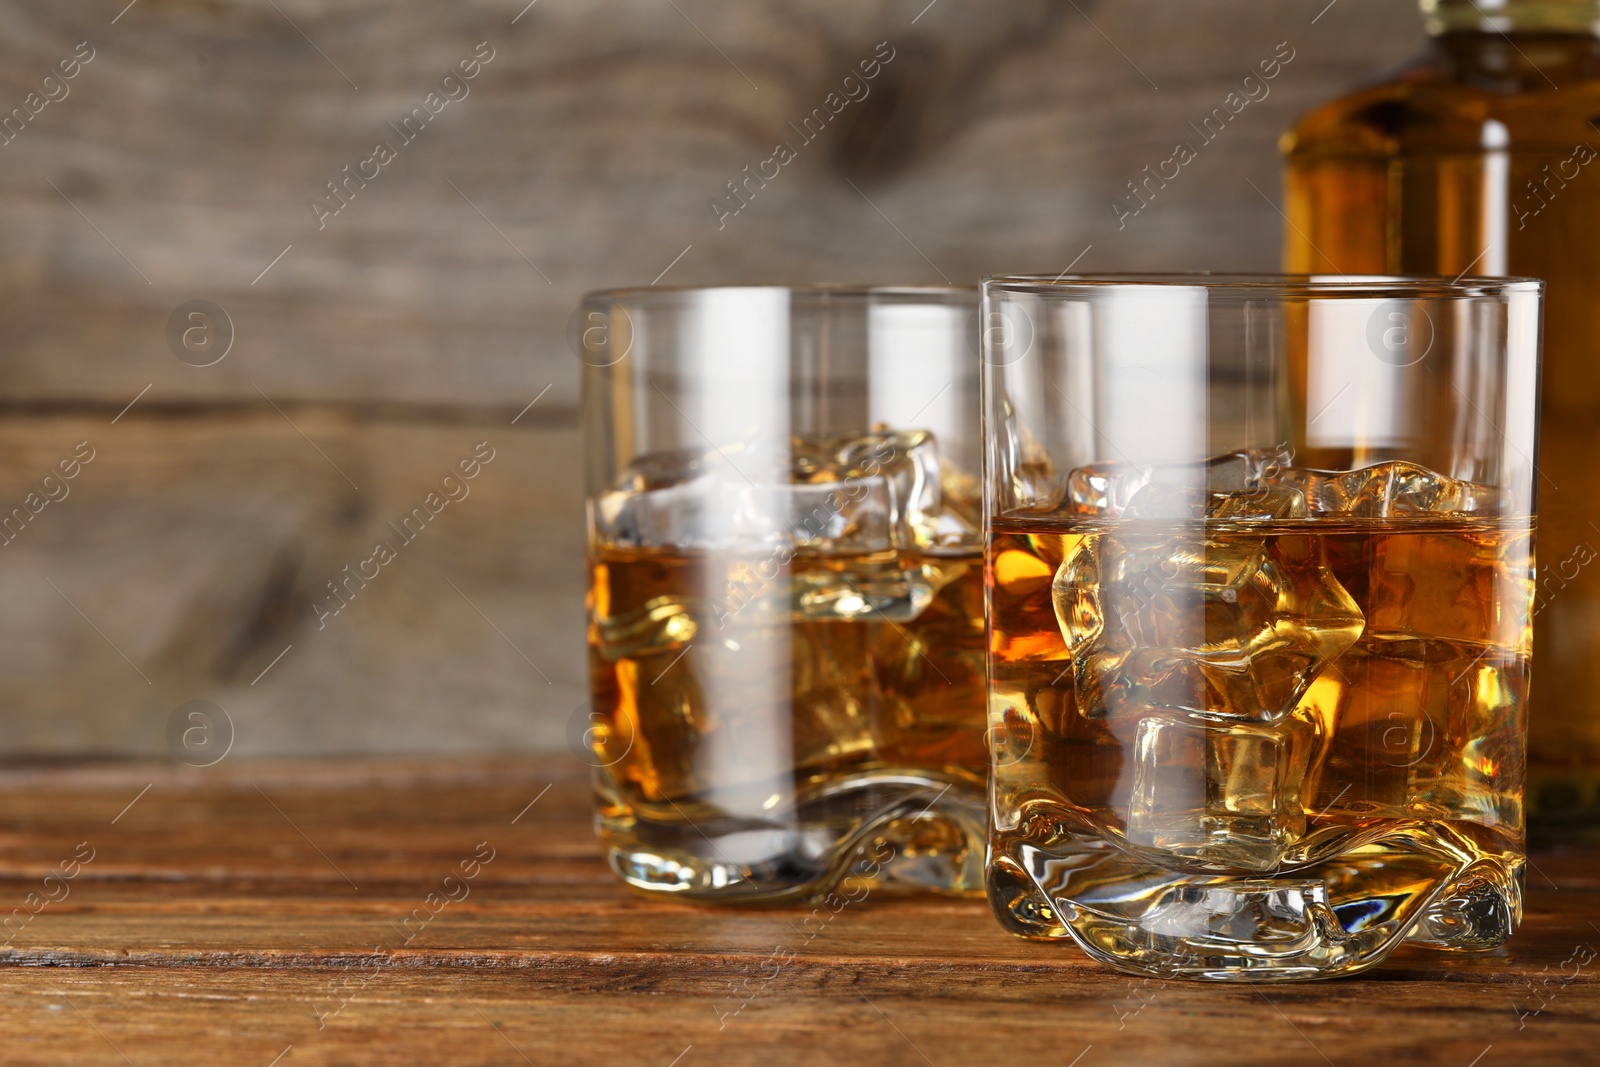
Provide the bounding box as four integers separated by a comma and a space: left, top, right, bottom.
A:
1283, 0, 1600, 832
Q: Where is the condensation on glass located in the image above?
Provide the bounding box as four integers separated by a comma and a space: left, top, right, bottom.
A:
580, 286, 986, 901
982, 274, 1542, 980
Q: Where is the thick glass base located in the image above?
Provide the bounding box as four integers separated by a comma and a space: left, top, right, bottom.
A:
599, 768, 986, 902
989, 816, 1522, 981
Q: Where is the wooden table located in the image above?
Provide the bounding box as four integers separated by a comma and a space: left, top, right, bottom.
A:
0, 759, 1594, 1066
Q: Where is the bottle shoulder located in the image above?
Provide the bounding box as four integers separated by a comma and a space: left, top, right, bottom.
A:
1284, 42, 1600, 159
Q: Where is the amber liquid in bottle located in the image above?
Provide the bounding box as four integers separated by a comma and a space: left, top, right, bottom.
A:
1283, 9, 1600, 832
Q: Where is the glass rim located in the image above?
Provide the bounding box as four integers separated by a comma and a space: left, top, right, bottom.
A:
983, 272, 1544, 299
579, 283, 976, 304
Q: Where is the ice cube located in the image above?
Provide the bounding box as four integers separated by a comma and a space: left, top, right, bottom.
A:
617, 447, 718, 492
1267, 461, 1500, 518
797, 429, 947, 548
1053, 530, 1364, 724
781, 618, 884, 769
594, 475, 712, 547
1063, 446, 1296, 517
593, 594, 699, 660
770, 480, 896, 549
1337, 461, 1500, 518
789, 557, 938, 622
1207, 487, 1310, 521
596, 433, 969, 622
599, 429, 964, 553
926, 506, 981, 550
1266, 467, 1352, 515
1064, 461, 1148, 516
1127, 713, 1314, 871
996, 398, 1065, 513
594, 473, 899, 551
1012, 461, 1066, 514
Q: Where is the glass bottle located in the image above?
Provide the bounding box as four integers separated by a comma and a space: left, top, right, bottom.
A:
1282, 0, 1600, 835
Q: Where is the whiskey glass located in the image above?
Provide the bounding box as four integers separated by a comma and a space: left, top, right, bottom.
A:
579, 286, 986, 901
982, 274, 1541, 979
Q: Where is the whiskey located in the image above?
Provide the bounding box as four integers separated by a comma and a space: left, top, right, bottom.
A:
589, 544, 987, 899
585, 429, 988, 900
591, 542, 986, 778
1283, 1, 1600, 830
987, 468, 1533, 976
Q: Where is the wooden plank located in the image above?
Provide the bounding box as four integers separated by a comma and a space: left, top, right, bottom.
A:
0, 1, 1423, 408
0, 759, 1593, 1066
0, 963, 1593, 1067
0, 413, 586, 755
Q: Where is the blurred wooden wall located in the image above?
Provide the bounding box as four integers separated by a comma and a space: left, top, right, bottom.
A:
0, 0, 1420, 756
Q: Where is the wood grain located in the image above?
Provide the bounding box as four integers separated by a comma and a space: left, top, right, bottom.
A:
0, 759, 1594, 1067
0, 412, 586, 755
0, 1, 1424, 409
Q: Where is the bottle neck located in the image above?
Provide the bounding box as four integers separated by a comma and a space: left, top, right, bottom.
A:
1422, 0, 1600, 34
